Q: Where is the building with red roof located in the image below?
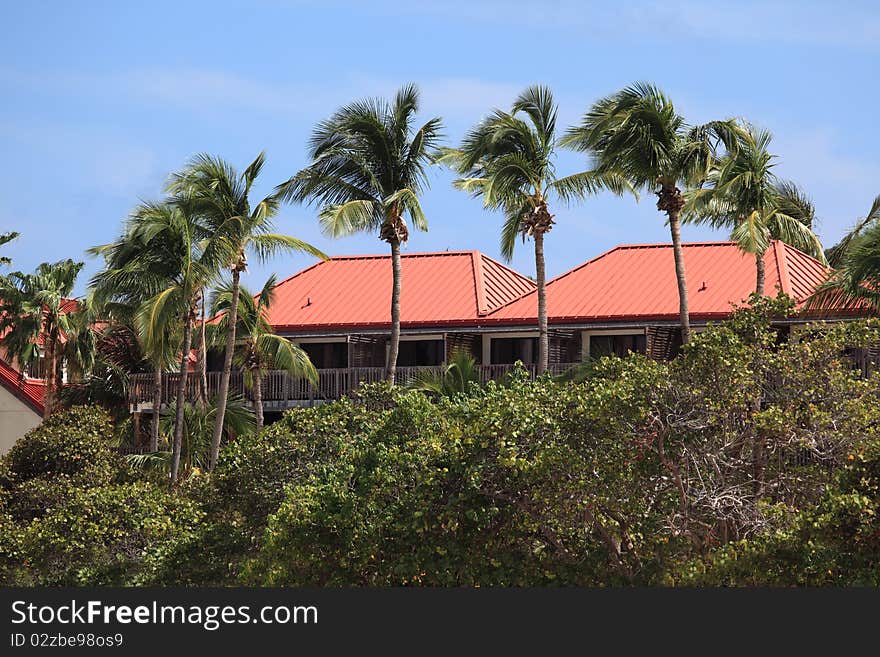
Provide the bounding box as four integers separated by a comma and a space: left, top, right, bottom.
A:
479, 240, 838, 362
258, 250, 536, 370
129, 240, 863, 412
250, 241, 846, 370
0, 345, 46, 453
0, 298, 77, 452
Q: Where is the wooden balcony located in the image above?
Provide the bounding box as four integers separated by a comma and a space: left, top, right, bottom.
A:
128, 363, 579, 410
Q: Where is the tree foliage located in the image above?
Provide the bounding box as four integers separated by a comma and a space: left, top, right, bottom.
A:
3, 304, 880, 586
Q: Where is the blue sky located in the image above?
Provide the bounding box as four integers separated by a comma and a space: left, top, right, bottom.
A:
2, 0, 878, 295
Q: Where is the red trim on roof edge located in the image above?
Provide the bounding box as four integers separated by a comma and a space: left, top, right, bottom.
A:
0, 357, 44, 415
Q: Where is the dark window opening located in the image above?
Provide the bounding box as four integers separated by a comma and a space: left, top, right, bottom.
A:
301, 342, 348, 369
397, 339, 445, 366
206, 347, 224, 372
491, 337, 538, 365
590, 334, 646, 359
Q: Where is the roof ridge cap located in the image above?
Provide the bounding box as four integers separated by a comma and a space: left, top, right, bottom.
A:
471, 252, 489, 316
772, 240, 792, 296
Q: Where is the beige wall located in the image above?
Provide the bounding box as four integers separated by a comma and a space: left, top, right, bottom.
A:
0, 386, 40, 455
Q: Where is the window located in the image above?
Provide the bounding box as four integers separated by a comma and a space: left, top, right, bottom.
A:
301, 342, 348, 369
589, 333, 646, 359
491, 337, 538, 365
25, 356, 47, 379
397, 339, 445, 366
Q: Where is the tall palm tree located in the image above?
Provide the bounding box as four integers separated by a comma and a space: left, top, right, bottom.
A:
58, 294, 98, 384
210, 275, 317, 429
563, 83, 742, 343
90, 202, 191, 453
92, 200, 213, 482
442, 86, 632, 373
134, 202, 214, 483
277, 84, 443, 385
0, 259, 83, 417
685, 125, 826, 295
170, 152, 326, 471
810, 195, 880, 312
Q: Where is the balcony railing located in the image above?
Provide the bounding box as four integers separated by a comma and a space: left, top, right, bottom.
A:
129, 363, 579, 408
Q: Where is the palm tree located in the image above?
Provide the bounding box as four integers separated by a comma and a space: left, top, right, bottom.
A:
134, 202, 214, 483
58, 294, 98, 383
410, 349, 481, 398
59, 321, 149, 423
810, 195, 880, 312
92, 200, 213, 482
170, 152, 326, 471
0, 259, 83, 417
825, 195, 880, 268
90, 202, 192, 454
0, 231, 18, 267
129, 395, 256, 477
563, 83, 742, 343
773, 180, 816, 230
210, 275, 317, 429
442, 86, 632, 373
685, 125, 826, 295
277, 84, 443, 385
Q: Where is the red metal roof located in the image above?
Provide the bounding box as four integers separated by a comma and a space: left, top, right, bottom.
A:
0, 296, 80, 415
264, 251, 535, 332
486, 241, 833, 325
0, 356, 44, 415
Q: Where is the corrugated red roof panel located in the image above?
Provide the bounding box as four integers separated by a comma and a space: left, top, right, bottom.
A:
486, 241, 833, 324
0, 356, 44, 415
265, 251, 535, 332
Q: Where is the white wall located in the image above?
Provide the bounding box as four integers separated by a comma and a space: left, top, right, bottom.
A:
0, 386, 40, 455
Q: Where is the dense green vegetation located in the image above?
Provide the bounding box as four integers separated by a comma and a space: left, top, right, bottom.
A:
2, 300, 878, 586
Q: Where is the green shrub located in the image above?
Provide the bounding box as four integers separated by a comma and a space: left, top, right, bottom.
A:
15, 482, 203, 586
0, 511, 24, 585
211, 395, 378, 525
244, 374, 670, 586
7, 406, 119, 487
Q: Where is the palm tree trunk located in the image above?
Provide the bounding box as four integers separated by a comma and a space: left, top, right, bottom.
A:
209, 267, 240, 470
755, 251, 766, 297
42, 334, 57, 418
386, 239, 402, 384
252, 366, 264, 430
54, 349, 64, 407
534, 231, 549, 374
197, 291, 208, 406
170, 313, 194, 484
150, 362, 162, 451
668, 210, 691, 344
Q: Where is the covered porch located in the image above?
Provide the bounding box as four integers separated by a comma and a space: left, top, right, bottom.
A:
128, 362, 578, 410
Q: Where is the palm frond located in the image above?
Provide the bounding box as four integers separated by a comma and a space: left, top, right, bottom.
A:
318, 199, 379, 237
826, 194, 880, 268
